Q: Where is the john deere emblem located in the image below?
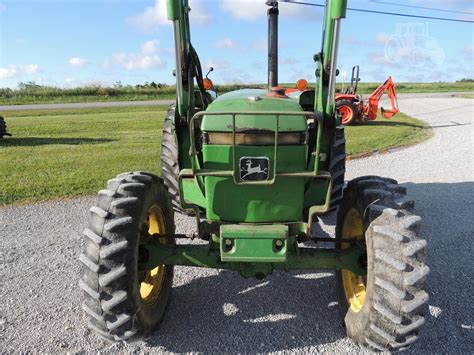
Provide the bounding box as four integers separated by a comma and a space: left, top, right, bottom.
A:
240, 157, 269, 181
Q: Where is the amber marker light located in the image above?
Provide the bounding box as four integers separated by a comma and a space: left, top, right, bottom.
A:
296, 78, 309, 91
203, 78, 213, 90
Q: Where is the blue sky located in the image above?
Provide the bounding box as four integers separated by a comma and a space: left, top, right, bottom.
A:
0, 0, 473, 88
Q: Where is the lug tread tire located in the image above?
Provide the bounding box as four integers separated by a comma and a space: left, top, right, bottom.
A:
336, 99, 359, 125
328, 125, 346, 209
160, 106, 194, 215
336, 176, 429, 352
79, 172, 175, 342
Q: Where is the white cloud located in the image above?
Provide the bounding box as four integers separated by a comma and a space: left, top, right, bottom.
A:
23, 65, 39, 74
375, 32, 391, 45
141, 40, 160, 55
464, 43, 474, 59
0, 64, 40, 79
205, 59, 232, 72
220, 0, 321, 21
343, 35, 363, 46
279, 1, 321, 20
188, 0, 211, 25
68, 57, 89, 68
369, 51, 395, 66
220, 0, 267, 20
372, 29, 446, 67
215, 38, 241, 50
113, 54, 163, 70
128, 0, 168, 32
0, 67, 16, 79
104, 40, 165, 71
128, 0, 209, 32
204, 59, 261, 84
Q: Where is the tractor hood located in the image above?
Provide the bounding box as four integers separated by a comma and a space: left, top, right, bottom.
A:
201, 89, 307, 132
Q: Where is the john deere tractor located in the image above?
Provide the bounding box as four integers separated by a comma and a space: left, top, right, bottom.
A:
80, 0, 429, 351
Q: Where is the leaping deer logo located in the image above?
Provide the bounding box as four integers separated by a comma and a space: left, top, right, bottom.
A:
241, 159, 268, 179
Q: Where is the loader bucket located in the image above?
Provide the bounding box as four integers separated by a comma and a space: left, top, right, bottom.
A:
381, 107, 399, 119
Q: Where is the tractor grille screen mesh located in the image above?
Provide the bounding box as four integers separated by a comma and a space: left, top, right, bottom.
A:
205, 132, 306, 146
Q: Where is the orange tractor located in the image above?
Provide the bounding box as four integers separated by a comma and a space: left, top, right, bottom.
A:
336, 65, 399, 125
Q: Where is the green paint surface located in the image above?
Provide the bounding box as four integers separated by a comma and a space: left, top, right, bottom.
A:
202, 145, 306, 222
201, 89, 307, 132
220, 224, 288, 262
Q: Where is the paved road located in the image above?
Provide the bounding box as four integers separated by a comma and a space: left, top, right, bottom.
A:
0, 99, 175, 111
1, 97, 473, 353
0, 92, 470, 111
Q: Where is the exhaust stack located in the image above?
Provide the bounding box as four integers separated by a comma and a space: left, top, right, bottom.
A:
267, 0, 279, 89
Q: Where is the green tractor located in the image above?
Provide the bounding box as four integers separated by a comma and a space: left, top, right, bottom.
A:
80, 0, 429, 351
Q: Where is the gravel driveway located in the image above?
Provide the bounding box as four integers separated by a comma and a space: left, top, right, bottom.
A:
1, 97, 473, 353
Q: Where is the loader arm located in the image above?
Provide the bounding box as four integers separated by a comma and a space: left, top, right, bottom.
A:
314, 0, 347, 118
367, 76, 399, 120
313, 0, 347, 171
167, 0, 210, 119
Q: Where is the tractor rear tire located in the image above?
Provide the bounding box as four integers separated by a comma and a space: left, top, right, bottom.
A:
160, 106, 194, 215
337, 100, 358, 125
80, 172, 175, 342
0, 116, 11, 138
336, 176, 429, 352
328, 125, 346, 209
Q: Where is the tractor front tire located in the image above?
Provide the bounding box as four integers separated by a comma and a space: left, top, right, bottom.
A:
328, 124, 346, 209
79, 172, 175, 342
336, 176, 429, 352
160, 106, 194, 215
336, 100, 358, 125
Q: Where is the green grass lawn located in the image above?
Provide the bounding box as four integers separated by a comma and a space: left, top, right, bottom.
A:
339, 81, 474, 94
0, 106, 431, 205
344, 112, 432, 156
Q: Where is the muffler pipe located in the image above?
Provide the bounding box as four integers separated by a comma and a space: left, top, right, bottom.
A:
267, 0, 279, 89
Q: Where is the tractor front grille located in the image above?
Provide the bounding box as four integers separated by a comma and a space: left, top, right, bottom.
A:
203, 131, 306, 146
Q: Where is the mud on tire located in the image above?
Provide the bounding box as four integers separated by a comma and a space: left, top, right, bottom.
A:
336, 176, 429, 352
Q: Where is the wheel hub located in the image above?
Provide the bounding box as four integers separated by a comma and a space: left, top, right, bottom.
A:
139, 205, 167, 303
341, 207, 367, 313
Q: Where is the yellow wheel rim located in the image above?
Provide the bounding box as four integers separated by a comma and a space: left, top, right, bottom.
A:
140, 204, 167, 304
341, 207, 367, 313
